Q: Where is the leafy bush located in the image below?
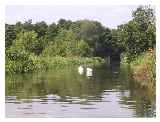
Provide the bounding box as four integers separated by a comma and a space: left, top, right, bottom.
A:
131, 49, 155, 85
14, 31, 43, 55
6, 47, 36, 73
33, 56, 105, 70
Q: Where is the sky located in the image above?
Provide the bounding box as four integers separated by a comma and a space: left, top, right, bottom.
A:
5, 5, 139, 29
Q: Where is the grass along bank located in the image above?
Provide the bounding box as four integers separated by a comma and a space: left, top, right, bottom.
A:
32, 56, 105, 70
121, 48, 156, 100
132, 49, 156, 100
131, 49, 155, 87
6, 54, 105, 74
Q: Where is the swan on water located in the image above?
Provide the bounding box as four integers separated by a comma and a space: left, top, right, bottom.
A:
86, 67, 93, 77
78, 66, 84, 75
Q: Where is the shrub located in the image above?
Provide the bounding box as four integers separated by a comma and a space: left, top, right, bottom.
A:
6, 47, 36, 73
130, 49, 156, 94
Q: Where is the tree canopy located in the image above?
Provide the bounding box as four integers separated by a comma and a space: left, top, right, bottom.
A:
5, 6, 156, 73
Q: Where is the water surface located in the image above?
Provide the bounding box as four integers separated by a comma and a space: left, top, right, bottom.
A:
6, 66, 155, 117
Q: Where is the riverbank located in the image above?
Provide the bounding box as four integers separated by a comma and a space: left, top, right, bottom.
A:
121, 49, 156, 102
131, 49, 155, 86
131, 49, 156, 103
6, 55, 105, 74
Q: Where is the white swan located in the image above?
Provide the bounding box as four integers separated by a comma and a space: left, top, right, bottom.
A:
78, 66, 84, 75
86, 67, 93, 77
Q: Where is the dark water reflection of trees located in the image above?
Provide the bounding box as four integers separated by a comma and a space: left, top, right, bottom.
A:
6, 66, 155, 117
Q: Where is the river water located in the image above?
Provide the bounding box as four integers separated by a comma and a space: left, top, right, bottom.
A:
5, 66, 156, 117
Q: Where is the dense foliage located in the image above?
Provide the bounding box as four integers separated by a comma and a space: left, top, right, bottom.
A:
117, 6, 155, 62
5, 6, 156, 76
130, 48, 156, 101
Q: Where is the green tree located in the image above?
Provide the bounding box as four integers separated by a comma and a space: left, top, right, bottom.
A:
5, 24, 16, 48
77, 40, 91, 57
23, 19, 34, 31
79, 20, 104, 46
43, 30, 78, 57
77, 20, 105, 56
34, 21, 48, 38
13, 31, 43, 55
6, 46, 35, 73
57, 19, 72, 30
117, 6, 156, 62
14, 22, 24, 34
45, 22, 58, 43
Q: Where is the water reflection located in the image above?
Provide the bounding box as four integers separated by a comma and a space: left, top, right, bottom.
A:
6, 66, 155, 117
